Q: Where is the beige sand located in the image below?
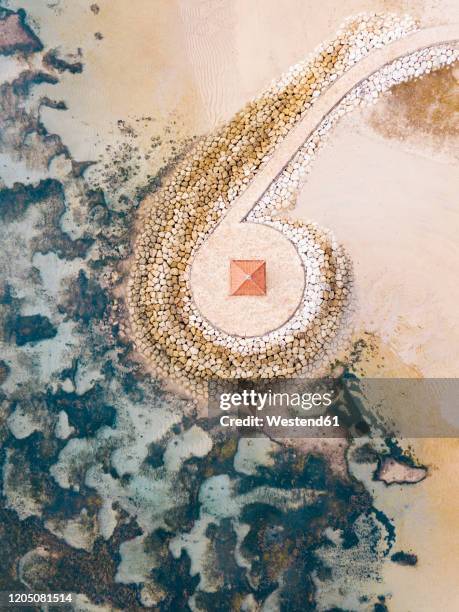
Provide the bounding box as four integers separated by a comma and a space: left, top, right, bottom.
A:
10, 0, 459, 171
355, 438, 459, 611
9, 0, 459, 607
291, 106, 459, 377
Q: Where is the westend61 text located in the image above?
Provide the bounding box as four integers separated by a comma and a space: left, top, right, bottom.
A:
220, 414, 340, 428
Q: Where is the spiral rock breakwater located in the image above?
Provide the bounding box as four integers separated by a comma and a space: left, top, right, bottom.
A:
127, 13, 458, 395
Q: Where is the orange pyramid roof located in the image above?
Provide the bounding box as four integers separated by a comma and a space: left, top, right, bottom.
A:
230, 260, 266, 296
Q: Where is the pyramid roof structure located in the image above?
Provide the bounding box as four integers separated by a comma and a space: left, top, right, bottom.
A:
230, 260, 266, 296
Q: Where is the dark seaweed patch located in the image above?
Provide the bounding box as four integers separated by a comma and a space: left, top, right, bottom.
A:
145, 438, 167, 469
236, 448, 331, 494
0, 283, 15, 305
370, 507, 396, 554
384, 438, 427, 470
7, 314, 57, 346
391, 550, 418, 566
71, 159, 97, 178
59, 270, 108, 324
11, 428, 61, 471
210, 518, 247, 588
0, 179, 62, 223
374, 597, 389, 612
151, 548, 198, 611
352, 443, 380, 464
183, 431, 239, 481
33, 228, 94, 261
47, 386, 116, 437
43, 49, 84, 74
0, 359, 10, 384
119, 370, 146, 402
40, 96, 68, 111
0, 178, 94, 259
7, 69, 58, 98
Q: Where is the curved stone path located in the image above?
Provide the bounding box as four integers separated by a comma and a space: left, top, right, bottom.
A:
191, 23, 459, 337
127, 14, 459, 396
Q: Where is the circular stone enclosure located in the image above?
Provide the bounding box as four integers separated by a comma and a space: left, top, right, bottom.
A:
190, 222, 305, 337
